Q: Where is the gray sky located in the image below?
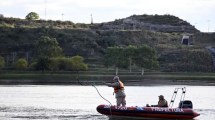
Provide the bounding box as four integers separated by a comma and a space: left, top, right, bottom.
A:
0, 0, 215, 32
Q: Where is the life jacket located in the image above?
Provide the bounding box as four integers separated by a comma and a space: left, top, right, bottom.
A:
158, 100, 168, 107
114, 80, 124, 93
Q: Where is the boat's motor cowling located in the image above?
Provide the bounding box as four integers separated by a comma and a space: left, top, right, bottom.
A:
179, 100, 193, 109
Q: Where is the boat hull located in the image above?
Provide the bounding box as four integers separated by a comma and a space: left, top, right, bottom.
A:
97, 105, 200, 119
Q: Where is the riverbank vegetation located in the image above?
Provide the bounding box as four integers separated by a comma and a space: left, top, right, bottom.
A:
0, 14, 215, 84
0, 71, 215, 85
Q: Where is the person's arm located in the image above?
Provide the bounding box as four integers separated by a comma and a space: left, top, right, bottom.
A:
105, 82, 119, 87
151, 101, 159, 107
151, 100, 167, 107
158, 100, 167, 107
151, 105, 157, 107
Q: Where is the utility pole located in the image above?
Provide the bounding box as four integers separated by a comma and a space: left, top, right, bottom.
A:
44, 0, 47, 20
208, 20, 210, 33
91, 14, 93, 24
61, 13, 64, 21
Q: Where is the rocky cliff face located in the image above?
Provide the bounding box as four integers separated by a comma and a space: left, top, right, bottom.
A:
93, 14, 199, 33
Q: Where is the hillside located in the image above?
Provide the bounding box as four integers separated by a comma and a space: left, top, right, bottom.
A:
0, 14, 214, 72
0, 17, 90, 29
92, 14, 199, 33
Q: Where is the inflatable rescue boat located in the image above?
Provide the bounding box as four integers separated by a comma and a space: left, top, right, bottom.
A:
97, 102, 200, 119
96, 87, 200, 119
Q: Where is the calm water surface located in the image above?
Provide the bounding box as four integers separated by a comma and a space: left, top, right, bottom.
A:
0, 85, 214, 120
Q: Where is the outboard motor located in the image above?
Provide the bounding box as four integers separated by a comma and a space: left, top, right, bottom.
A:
179, 100, 193, 109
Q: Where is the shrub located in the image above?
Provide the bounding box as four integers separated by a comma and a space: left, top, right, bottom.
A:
0, 56, 5, 70
14, 58, 28, 70
48, 56, 88, 72
29, 62, 37, 70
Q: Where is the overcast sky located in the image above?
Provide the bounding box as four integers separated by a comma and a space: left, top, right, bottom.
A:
0, 0, 214, 32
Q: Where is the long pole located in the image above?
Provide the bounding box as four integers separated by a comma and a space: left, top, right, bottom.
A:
62, 13, 64, 21
45, 0, 47, 20
91, 14, 93, 24
208, 20, 210, 33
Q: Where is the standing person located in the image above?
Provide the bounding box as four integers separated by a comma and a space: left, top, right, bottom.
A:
151, 95, 168, 107
104, 76, 126, 107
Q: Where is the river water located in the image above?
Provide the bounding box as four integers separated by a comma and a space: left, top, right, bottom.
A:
0, 85, 214, 120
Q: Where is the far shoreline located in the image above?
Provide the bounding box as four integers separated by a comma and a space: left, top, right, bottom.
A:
0, 72, 215, 86
0, 79, 214, 86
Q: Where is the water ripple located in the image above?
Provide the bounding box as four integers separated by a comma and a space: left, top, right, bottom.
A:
0, 105, 106, 120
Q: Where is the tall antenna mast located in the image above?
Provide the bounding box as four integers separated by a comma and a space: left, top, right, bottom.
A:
62, 13, 64, 21
91, 14, 93, 24
45, 0, 47, 20
208, 20, 210, 33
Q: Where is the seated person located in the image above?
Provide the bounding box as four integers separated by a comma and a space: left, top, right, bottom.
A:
147, 95, 168, 107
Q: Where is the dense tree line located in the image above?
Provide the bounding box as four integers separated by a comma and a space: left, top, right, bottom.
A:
104, 45, 159, 75
32, 35, 88, 72
159, 49, 214, 72
0, 35, 88, 72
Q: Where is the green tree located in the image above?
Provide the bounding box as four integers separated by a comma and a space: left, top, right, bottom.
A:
29, 62, 37, 70
48, 57, 69, 71
14, 58, 28, 70
133, 45, 159, 75
0, 56, 5, 70
25, 12, 39, 20
35, 36, 62, 58
63, 56, 88, 81
48, 56, 88, 72
48, 57, 61, 71
104, 47, 129, 75
34, 57, 50, 71
34, 36, 62, 71
125, 45, 137, 72
70, 55, 88, 71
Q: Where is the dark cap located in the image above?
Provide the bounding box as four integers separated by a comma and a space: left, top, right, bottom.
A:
113, 76, 119, 81
158, 95, 164, 98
